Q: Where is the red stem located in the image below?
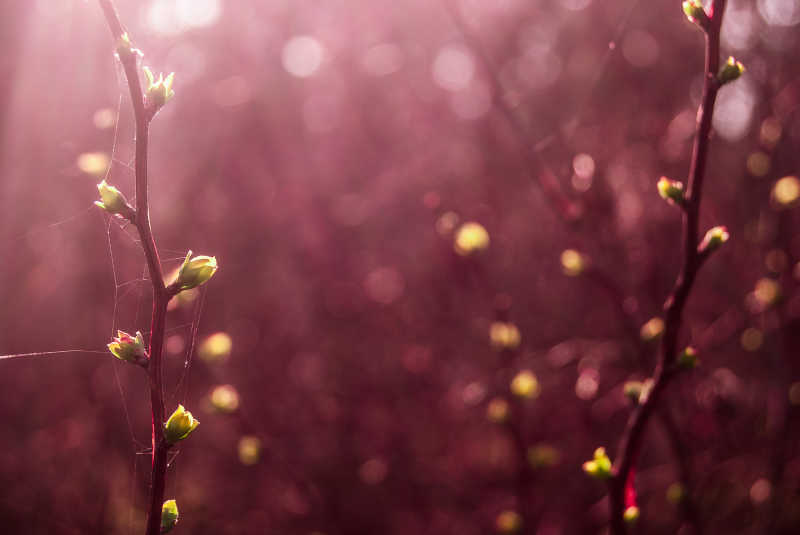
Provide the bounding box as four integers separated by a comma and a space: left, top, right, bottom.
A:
608, 2, 727, 533
97, 2, 171, 534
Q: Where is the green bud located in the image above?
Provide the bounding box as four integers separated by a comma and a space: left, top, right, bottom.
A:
174, 251, 218, 292
718, 57, 745, 85
677, 346, 699, 369
95, 180, 134, 219
657, 177, 685, 206
623, 506, 640, 523
698, 226, 730, 255
682, 0, 709, 27
164, 404, 200, 444
161, 499, 179, 533
107, 330, 147, 366
143, 66, 175, 114
582, 447, 612, 479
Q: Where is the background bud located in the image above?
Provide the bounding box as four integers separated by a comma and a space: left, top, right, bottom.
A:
560, 249, 586, 276
677, 346, 698, 369
495, 510, 522, 534
489, 321, 521, 351
453, 222, 490, 256
640, 317, 665, 341
510, 370, 540, 399
486, 397, 511, 424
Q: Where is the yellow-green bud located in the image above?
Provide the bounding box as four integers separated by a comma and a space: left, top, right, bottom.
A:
718, 57, 745, 85
107, 330, 147, 365
174, 251, 218, 292
453, 222, 490, 256
623, 506, 640, 523
95, 180, 134, 219
143, 66, 175, 114
677, 346, 699, 369
582, 447, 612, 479
772, 176, 800, 206
238, 436, 263, 465
698, 226, 730, 255
164, 404, 200, 444
489, 321, 521, 351
682, 0, 709, 27
657, 177, 685, 206
209, 384, 240, 413
161, 499, 179, 533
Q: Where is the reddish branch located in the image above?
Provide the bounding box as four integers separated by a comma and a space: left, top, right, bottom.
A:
607, 1, 728, 533
97, 2, 171, 534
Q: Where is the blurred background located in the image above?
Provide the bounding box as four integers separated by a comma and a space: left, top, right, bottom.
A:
1, 0, 799, 533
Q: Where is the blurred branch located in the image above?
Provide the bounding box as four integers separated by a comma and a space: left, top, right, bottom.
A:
97, 2, 171, 535
608, 1, 729, 533
439, 0, 578, 221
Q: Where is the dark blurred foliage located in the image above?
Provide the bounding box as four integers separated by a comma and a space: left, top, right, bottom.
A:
1, 0, 800, 533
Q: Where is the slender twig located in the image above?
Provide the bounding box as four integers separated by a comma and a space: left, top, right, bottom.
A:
607, 2, 728, 533
439, 0, 577, 220
97, 2, 171, 534
585, 265, 703, 533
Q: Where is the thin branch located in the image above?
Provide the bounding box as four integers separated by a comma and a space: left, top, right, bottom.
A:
607, 1, 728, 533
97, 2, 171, 535
439, 0, 578, 221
